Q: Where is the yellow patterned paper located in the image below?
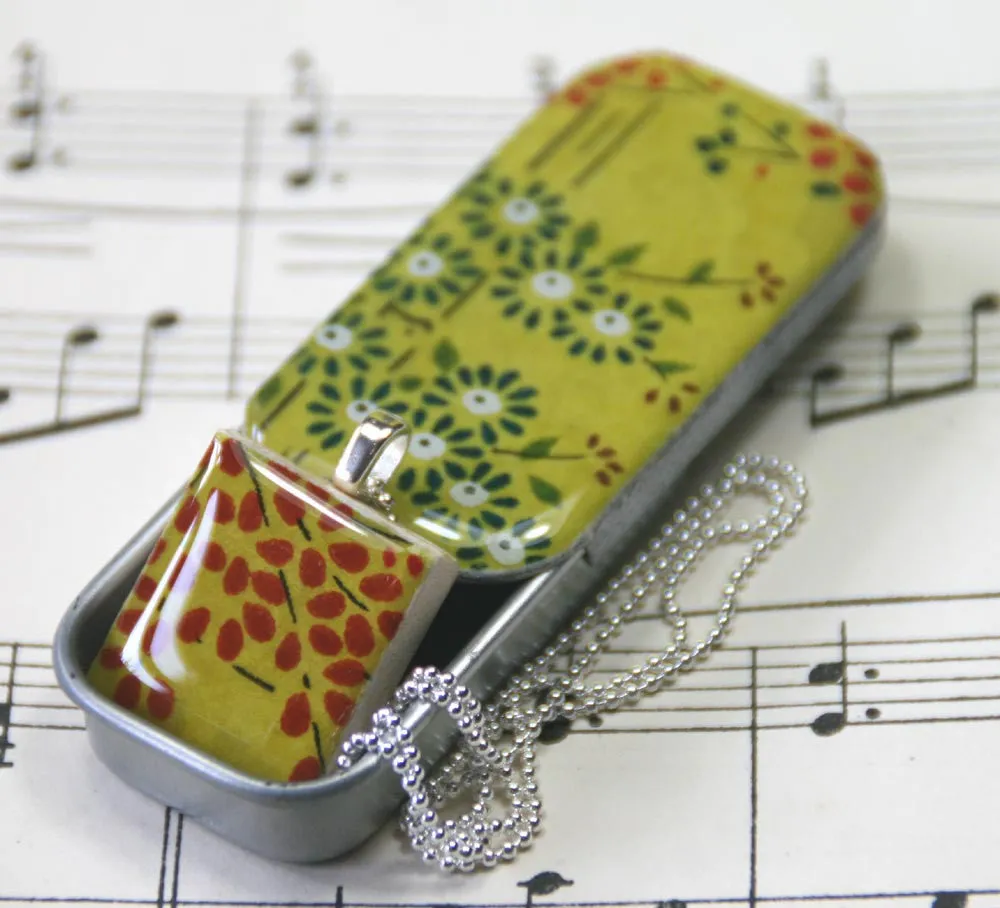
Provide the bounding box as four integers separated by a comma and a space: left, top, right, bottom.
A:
245, 52, 884, 577
87, 432, 446, 782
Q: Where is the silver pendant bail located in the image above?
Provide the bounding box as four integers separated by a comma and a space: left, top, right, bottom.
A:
333, 409, 409, 515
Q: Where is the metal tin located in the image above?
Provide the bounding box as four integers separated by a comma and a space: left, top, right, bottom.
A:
53, 210, 883, 863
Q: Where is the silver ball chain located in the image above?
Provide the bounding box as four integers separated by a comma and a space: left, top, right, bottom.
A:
337, 453, 807, 873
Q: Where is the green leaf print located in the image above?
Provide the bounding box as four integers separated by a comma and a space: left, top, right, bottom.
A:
529, 475, 562, 505
811, 181, 842, 197
686, 260, 715, 284
256, 375, 283, 405
605, 244, 646, 267
519, 437, 560, 459
433, 339, 460, 372
649, 360, 693, 378
662, 297, 691, 321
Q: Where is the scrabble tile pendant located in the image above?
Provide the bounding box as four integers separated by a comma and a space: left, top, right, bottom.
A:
86, 417, 457, 783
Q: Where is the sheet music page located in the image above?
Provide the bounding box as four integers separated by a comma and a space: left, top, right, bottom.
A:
2, 1, 1000, 906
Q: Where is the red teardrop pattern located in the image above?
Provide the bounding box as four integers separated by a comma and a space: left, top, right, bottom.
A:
223, 557, 250, 595
238, 491, 263, 532
174, 496, 200, 533
99, 646, 123, 670
305, 481, 331, 503
149, 537, 167, 565
280, 692, 311, 737
166, 554, 189, 590
275, 632, 301, 671
114, 675, 141, 709
324, 691, 355, 726
251, 570, 286, 606
211, 488, 236, 525
289, 756, 322, 782
242, 602, 277, 642
177, 607, 211, 643
196, 441, 214, 474
218, 437, 246, 476
323, 659, 366, 686
202, 541, 227, 572
269, 462, 300, 483
359, 572, 403, 603
147, 685, 175, 720
382, 550, 397, 568
217, 618, 244, 662
328, 542, 369, 573
274, 489, 306, 526
406, 554, 425, 577
344, 615, 374, 657
377, 610, 404, 641
117, 608, 142, 634
307, 591, 345, 619
134, 574, 158, 603
256, 539, 294, 567
299, 549, 326, 587
318, 512, 345, 533
309, 625, 343, 656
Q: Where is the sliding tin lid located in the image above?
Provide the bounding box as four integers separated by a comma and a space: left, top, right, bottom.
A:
85, 417, 458, 784
243, 50, 886, 583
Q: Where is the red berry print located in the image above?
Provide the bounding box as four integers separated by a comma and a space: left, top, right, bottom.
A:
177, 607, 211, 643
810, 148, 837, 169
223, 557, 250, 595
305, 481, 331, 503
309, 625, 343, 656
289, 757, 321, 782
142, 620, 160, 655
299, 549, 326, 587
251, 570, 285, 606
345, 615, 374, 657
566, 86, 587, 105
146, 685, 174, 720
196, 441, 214, 474
850, 203, 874, 226
217, 619, 244, 662
256, 538, 294, 567
99, 646, 123, 670
406, 554, 425, 577
166, 554, 189, 590
806, 121, 834, 138
616, 57, 639, 73
219, 437, 246, 476
149, 538, 167, 565
378, 610, 404, 641
360, 573, 403, 603
113, 675, 141, 709
318, 511, 346, 533
842, 172, 873, 194
202, 541, 227, 572
174, 496, 200, 533
275, 632, 301, 671
587, 71, 609, 86
134, 574, 157, 603
210, 489, 236, 525
646, 69, 666, 87
269, 462, 300, 483
307, 591, 345, 619
280, 692, 311, 737
324, 691, 355, 726
856, 149, 876, 170
117, 608, 143, 635
324, 659, 366, 686
328, 542, 369, 573
274, 489, 306, 527
242, 602, 276, 642
238, 491, 263, 533
382, 550, 397, 568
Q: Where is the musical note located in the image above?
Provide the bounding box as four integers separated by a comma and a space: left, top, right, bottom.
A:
285, 51, 330, 188
7, 43, 46, 173
518, 872, 573, 908
0, 644, 15, 768
0, 310, 179, 445
810, 294, 1000, 427
809, 623, 848, 736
